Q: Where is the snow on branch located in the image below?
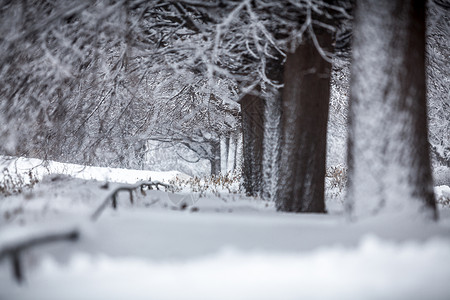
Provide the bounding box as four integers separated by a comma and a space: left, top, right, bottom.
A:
0, 229, 79, 283
91, 180, 173, 221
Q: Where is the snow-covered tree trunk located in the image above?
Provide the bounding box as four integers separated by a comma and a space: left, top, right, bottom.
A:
221, 135, 230, 173
240, 91, 265, 196
234, 130, 244, 172
227, 133, 237, 172
426, 1, 450, 169
346, 0, 437, 219
262, 89, 281, 201
275, 29, 332, 213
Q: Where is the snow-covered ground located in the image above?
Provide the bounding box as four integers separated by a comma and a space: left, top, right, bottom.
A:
0, 156, 190, 184
1, 158, 450, 299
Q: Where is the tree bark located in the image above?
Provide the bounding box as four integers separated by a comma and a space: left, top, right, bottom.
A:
228, 133, 237, 172
210, 140, 221, 176
346, 0, 437, 219
262, 89, 281, 201
240, 90, 265, 196
232, 131, 241, 172
223, 135, 230, 173
275, 30, 333, 213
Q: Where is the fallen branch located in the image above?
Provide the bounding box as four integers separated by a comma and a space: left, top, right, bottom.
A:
0, 229, 79, 283
91, 180, 172, 221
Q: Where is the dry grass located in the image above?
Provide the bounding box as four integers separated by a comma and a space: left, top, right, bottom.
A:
437, 193, 450, 208
169, 169, 242, 197
0, 168, 39, 197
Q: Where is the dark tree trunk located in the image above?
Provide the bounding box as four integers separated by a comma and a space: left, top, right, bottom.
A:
346, 0, 437, 219
275, 30, 333, 213
224, 135, 230, 172
210, 140, 221, 176
240, 90, 265, 196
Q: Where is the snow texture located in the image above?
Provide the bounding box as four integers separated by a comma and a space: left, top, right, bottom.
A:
1, 237, 450, 300
1, 159, 450, 299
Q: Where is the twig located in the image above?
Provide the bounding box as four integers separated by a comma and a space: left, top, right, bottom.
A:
0, 229, 79, 283
91, 180, 172, 221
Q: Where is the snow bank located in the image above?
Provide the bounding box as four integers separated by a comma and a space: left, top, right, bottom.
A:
1, 236, 449, 300
1, 156, 190, 184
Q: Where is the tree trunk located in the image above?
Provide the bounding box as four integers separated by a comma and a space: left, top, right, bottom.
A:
228, 133, 237, 172
262, 88, 281, 201
223, 135, 230, 173
346, 0, 437, 219
235, 130, 243, 172
240, 90, 265, 196
210, 140, 221, 176
275, 30, 333, 213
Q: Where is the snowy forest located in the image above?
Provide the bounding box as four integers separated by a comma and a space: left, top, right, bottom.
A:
0, 0, 449, 299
